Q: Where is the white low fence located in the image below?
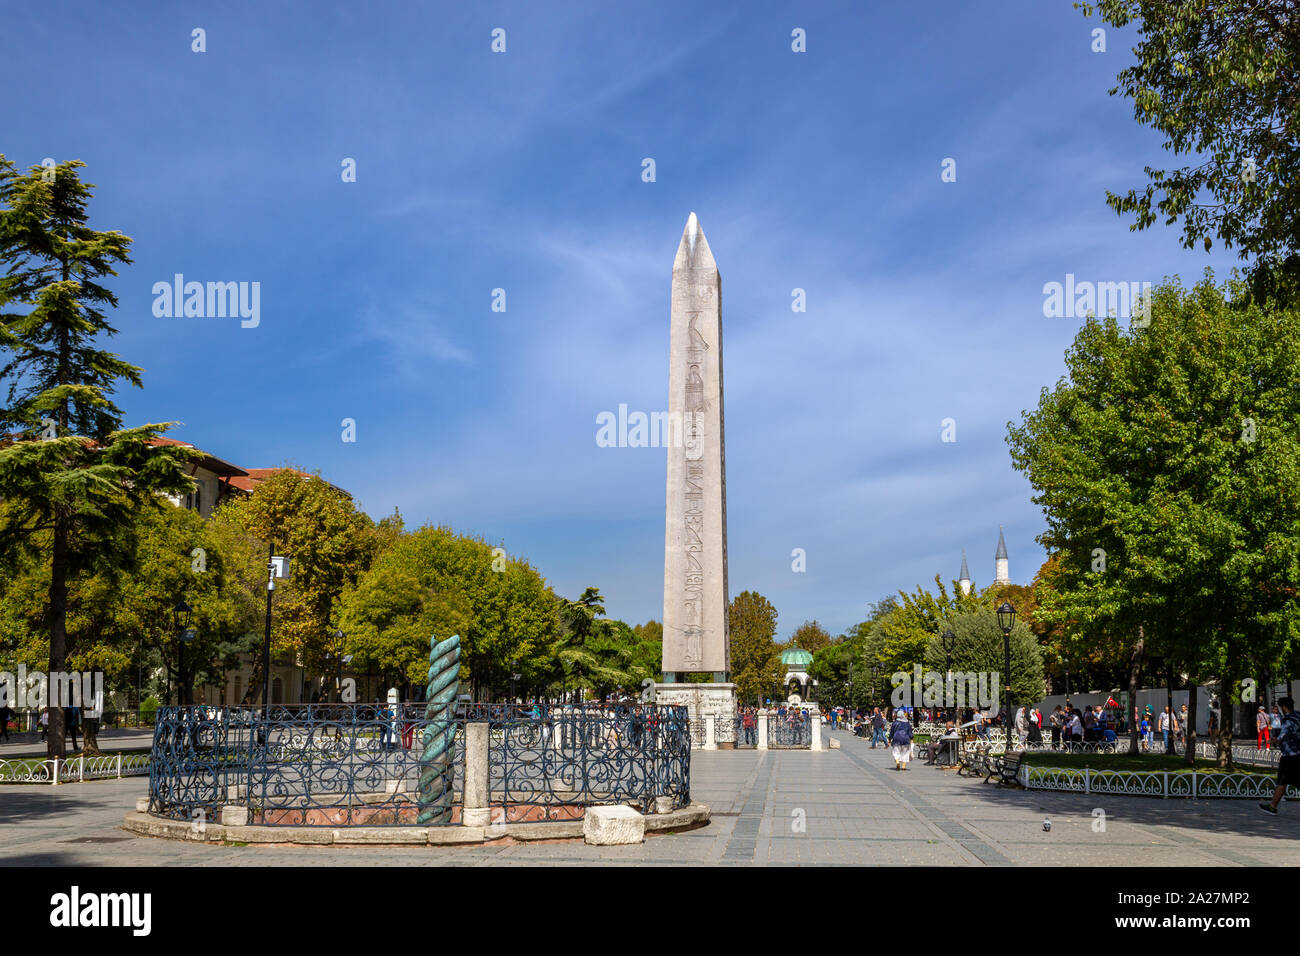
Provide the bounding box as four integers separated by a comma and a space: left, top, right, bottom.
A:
0, 752, 152, 785
1020, 764, 1288, 799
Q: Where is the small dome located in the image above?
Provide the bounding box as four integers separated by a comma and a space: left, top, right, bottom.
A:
781, 647, 814, 668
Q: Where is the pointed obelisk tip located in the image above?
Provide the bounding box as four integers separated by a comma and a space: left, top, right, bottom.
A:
674, 211, 715, 272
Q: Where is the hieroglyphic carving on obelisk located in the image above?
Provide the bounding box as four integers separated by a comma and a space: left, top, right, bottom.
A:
663, 212, 729, 677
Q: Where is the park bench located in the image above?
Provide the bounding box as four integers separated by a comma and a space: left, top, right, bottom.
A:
984, 749, 1025, 786
956, 741, 990, 777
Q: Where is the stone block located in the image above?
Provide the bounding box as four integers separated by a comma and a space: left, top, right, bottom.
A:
331, 827, 428, 844
583, 805, 645, 845
135, 796, 149, 812
428, 826, 485, 845
461, 807, 492, 827
220, 805, 249, 827
508, 820, 584, 841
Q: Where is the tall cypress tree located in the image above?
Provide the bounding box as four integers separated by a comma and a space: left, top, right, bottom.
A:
0, 156, 199, 757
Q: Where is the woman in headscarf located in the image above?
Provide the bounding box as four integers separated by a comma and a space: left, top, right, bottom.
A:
890, 708, 914, 771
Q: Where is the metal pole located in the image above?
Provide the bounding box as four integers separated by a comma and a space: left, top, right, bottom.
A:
263, 543, 274, 718
1003, 629, 1013, 749
179, 640, 186, 707
945, 650, 952, 722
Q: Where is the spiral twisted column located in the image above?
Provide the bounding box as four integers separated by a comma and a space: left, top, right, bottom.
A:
417, 634, 460, 825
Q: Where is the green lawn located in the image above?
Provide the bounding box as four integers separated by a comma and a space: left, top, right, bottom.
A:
1021, 751, 1273, 775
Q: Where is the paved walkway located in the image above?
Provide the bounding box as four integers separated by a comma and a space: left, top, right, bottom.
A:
2, 730, 1297, 866
0, 728, 154, 758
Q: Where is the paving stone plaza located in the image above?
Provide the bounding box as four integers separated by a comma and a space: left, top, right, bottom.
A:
4, 730, 1296, 867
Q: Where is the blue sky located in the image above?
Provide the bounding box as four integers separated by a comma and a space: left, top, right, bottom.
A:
3, 0, 1236, 639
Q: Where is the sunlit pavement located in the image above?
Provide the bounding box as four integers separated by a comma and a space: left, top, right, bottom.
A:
2, 730, 1297, 866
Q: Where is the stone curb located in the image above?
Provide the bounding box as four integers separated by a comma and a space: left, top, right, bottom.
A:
121, 802, 711, 846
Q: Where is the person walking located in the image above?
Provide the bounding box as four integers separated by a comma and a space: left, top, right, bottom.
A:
1159, 705, 1172, 750
39, 707, 49, 742
1049, 706, 1063, 750
1027, 707, 1043, 745
871, 708, 887, 749
375, 699, 393, 749
890, 710, 914, 771
64, 705, 80, 752
1261, 697, 1300, 815
1258, 706, 1271, 750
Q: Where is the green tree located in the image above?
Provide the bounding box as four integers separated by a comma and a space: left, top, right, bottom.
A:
809, 636, 875, 710
337, 525, 558, 698
1007, 277, 1300, 766
116, 504, 265, 709
633, 620, 663, 644
1078, 0, 1300, 297
216, 469, 392, 700
0, 157, 198, 757
922, 608, 1045, 711
729, 591, 781, 705
789, 620, 831, 653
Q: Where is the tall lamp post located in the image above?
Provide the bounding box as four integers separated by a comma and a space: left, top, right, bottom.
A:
996, 602, 1016, 749
173, 600, 195, 706
262, 549, 291, 718
940, 628, 957, 722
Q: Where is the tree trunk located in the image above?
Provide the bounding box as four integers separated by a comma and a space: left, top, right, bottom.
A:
82, 718, 100, 756
1126, 626, 1144, 755
244, 653, 265, 706
1185, 682, 1197, 767
46, 514, 70, 759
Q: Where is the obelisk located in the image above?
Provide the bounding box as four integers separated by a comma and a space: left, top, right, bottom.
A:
662, 212, 730, 683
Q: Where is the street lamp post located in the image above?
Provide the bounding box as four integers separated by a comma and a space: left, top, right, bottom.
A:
996, 602, 1016, 749
262, 548, 291, 718
941, 628, 957, 722
173, 600, 195, 706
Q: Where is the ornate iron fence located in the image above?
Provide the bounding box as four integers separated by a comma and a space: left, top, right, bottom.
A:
489, 705, 689, 822
148, 703, 689, 827
768, 714, 812, 748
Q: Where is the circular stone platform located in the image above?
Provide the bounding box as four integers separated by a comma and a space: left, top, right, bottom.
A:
122, 802, 711, 845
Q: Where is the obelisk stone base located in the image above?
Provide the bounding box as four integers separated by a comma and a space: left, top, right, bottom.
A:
654, 682, 737, 732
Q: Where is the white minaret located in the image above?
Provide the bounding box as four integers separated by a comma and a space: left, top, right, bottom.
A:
995, 527, 1009, 584
959, 549, 971, 595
